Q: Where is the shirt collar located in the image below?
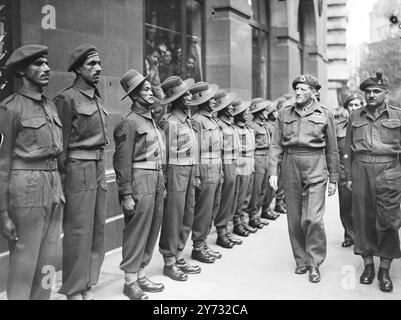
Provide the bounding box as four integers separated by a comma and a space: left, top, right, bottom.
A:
18, 88, 46, 102
292, 100, 322, 117
196, 108, 213, 118
218, 114, 233, 125
132, 102, 153, 120
235, 120, 246, 128
172, 107, 191, 123
73, 78, 100, 99
361, 103, 389, 119
254, 117, 265, 126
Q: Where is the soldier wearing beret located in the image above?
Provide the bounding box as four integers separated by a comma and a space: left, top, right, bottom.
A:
336, 93, 364, 248
213, 90, 243, 248
158, 76, 201, 281
232, 99, 257, 237
344, 72, 401, 292
0, 45, 64, 299
113, 69, 166, 300
269, 74, 339, 283
54, 44, 108, 300
189, 82, 223, 263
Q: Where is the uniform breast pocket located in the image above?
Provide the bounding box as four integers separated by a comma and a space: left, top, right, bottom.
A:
283, 118, 297, 141
307, 116, 325, 138
381, 119, 401, 144
75, 102, 100, 138
352, 120, 368, 142
20, 117, 50, 148
177, 126, 190, 150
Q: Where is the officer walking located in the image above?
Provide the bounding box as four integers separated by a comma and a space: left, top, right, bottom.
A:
336, 93, 364, 248
113, 69, 166, 300
54, 44, 108, 300
213, 90, 243, 248
269, 74, 339, 283
344, 73, 401, 293
0, 45, 64, 299
158, 76, 201, 281
189, 82, 223, 263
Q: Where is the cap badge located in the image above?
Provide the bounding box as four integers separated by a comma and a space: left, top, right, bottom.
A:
300, 76, 306, 82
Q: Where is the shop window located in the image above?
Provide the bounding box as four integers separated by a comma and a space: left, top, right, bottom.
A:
144, 0, 204, 86
250, 0, 270, 99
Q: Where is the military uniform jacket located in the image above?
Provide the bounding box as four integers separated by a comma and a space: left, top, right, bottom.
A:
249, 118, 270, 156
234, 121, 255, 176
216, 115, 241, 164
53, 78, 109, 174
113, 103, 166, 197
269, 100, 339, 183
336, 114, 348, 182
159, 107, 199, 175
193, 109, 222, 165
344, 104, 401, 181
0, 91, 63, 212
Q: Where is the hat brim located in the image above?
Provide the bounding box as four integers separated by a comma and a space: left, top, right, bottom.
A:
120, 74, 150, 100
250, 101, 270, 114
161, 78, 195, 105
232, 100, 252, 116
267, 100, 279, 114
189, 84, 219, 106
213, 92, 237, 113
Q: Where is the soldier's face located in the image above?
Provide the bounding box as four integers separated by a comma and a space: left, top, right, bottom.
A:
136, 80, 154, 106
365, 86, 387, 108
347, 98, 363, 112
77, 54, 102, 87
227, 104, 234, 115
179, 91, 192, 107
23, 56, 50, 87
295, 84, 313, 105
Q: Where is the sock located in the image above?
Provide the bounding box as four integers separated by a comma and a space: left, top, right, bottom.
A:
217, 226, 226, 237
363, 256, 374, 266
176, 250, 184, 261
125, 272, 137, 285
379, 258, 392, 270
163, 256, 176, 266
138, 267, 146, 279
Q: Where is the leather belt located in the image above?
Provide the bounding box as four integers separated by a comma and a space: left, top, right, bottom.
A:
285, 147, 324, 155
68, 149, 104, 160
199, 158, 222, 165
169, 158, 196, 166
11, 158, 58, 171
132, 161, 163, 170
354, 153, 398, 163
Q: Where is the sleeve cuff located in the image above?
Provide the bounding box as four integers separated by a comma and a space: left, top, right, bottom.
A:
329, 173, 339, 184
118, 184, 132, 197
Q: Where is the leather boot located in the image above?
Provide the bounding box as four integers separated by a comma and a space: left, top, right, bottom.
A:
242, 221, 257, 233
378, 268, 393, 292
216, 234, 234, 248
233, 224, 249, 237
360, 264, 375, 285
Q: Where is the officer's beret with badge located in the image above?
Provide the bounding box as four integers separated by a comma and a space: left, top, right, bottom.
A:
343, 93, 364, 108
359, 72, 389, 91
292, 74, 321, 91
5, 44, 48, 72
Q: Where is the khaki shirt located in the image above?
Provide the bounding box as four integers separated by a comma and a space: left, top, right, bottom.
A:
344, 104, 401, 181
249, 118, 270, 156
53, 78, 109, 173
269, 101, 339, 183
216, 115, 241, 164
113, 103, 166, 197
193, 109, 222, 164
234, 121, 255, 176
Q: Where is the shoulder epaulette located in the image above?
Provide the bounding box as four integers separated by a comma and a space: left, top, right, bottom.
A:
1, 93, 18, 105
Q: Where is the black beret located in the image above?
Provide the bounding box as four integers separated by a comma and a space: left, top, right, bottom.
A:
344, 93, 364, 108
359, 72, 389, 91
67, 44, 98, 72
5, 44, 48, 70
292, 74, 321, 91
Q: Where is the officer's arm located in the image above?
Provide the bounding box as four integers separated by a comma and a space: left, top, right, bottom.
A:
53, 95, 73, 187
159, 117, 169, 180
113, 119, 136, 199
268, 110, 284, 177
343, 115, 353, 183
325, 112, 340, 184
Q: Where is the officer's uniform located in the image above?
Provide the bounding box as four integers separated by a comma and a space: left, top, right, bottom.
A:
158, 82, 199, 264
54, 45, 108, 297
269, 75, 339, 269
344, 77, 401, 263
1, 45, 64, 300
191, 84, 223, 253
232, 101, 255, 229
214, 90, 241, 245
113, 102, 165, 274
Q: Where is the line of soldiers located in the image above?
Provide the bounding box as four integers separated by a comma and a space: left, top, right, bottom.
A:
0, 43, 400, 300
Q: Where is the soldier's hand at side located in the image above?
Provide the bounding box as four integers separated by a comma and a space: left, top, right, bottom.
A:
195, 177, 201, 190
269, 176, 278, 191
345, 181, 352, 191
122, 195, 135, 216
163, 185, 167, 199
328, 183, 337, 197
0, 211, 18, 241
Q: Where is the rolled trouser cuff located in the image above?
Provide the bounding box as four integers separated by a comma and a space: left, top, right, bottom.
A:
379, 258, 392, 270
363, 256, 374, 266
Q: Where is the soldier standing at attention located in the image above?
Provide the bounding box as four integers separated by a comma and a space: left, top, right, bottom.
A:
269, 74, 339, 283
158, 76, 201, 281
113, 69, 166, 300
54, 44, 108, 300
336, 93, 364, 248
0, 45, 64, 300
344, 73, 401, 293
213, 90, 243, 248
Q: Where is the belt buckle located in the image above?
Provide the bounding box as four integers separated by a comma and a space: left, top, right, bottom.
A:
47, 158, 55, 170
371, 156, 376, 163
157, 162, 162, 170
